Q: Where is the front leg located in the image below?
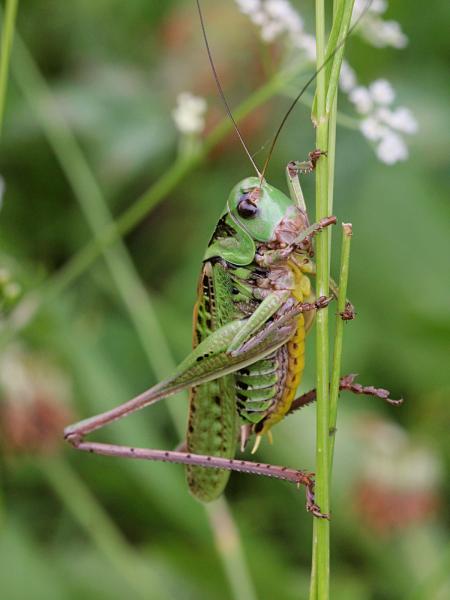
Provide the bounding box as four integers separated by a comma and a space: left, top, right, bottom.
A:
227, 290, 291, 353
286, 149, 327, 210
231, 295, 332, 357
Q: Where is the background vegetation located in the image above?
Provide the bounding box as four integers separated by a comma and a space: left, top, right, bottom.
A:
0, 1, 448, 599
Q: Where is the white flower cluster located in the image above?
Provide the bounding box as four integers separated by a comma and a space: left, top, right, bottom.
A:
235, 0, 316, 59
236, 0, 407, 52
235, 0, 417, 165
172, 92, 207, 135
341, 64, 418, 164
352, 0, 408, 49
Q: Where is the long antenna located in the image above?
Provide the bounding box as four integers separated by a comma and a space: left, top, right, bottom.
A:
259, 0, 373, 183
196, 0, 261, 177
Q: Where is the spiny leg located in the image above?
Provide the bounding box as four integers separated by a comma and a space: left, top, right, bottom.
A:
286, 149, 327, 209
231, 295, 332, 357
293, 216, 337, 248
65, 434, 327, 518
288, 374, 404, 415
227, 290, 290, 353
290, 149, 327, 176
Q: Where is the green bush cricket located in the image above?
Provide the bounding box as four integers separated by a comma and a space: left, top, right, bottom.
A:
64, 0, 401, 517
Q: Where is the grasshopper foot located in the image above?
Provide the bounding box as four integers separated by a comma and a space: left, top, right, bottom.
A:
297, 470, 330, 519
340, 374, 404, 406
308, 148, 327, 170
288, 149, 327, 176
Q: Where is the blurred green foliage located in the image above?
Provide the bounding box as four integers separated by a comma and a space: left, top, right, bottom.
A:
0, 1, 449, 599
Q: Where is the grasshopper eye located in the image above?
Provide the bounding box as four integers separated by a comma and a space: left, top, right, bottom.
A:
237, 196, 259, 219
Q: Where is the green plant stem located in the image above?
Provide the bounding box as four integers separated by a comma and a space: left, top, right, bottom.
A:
11, 31, 257, 600
309, 0, 356, 594
309, 105, 337, 600
325, 0, 356, 114
310, 1, 331, 599
39, 457, 170, 600
284, 87, 360, 134
0, 0, 18, 134
328, 224, 352, 473
327, 93, 337, 253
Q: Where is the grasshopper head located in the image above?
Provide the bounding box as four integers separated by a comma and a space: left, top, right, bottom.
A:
228, 177, 309, 245
203, 177, 310, 266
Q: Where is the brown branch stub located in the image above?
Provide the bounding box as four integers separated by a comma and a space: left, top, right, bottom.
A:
339, 301, 356, 321
342, 222, 353, 237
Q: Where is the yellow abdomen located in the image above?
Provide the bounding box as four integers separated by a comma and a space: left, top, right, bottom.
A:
258, 261, 310, 434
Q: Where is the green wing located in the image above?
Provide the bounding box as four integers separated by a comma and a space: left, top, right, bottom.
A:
186, 261, 238, 502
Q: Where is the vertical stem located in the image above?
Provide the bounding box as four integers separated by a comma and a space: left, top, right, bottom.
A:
327, 94, 337, 217
310, 1, 355, 595
0, 0, 18, 134
310, 1, 330, 599
328, 224, 352, 472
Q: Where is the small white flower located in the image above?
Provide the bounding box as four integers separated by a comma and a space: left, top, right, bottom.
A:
350, 79, 417, 164
172, 92, 207, 136
370, 0, 388, 14
265, 0, 303, 32
376, 130, 409, 164
377, 106, 418, 134
235, 0, 303, 45
265, 0, 292, 19
339, 61, 357, 93
251, 10, 269, 27
361, 19, 408, 49
369, 79, 395, 105
286, 15, 303, 34
377, 20, 408, 48
261, 20, 284, 42
352, 0, 408, 49
349, 86, 373, 114
352, 0, 367, 21
353, 0, 388, 20
235, 0, 261, 15
359, 116, 387, 141
295, 33, 316, 61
